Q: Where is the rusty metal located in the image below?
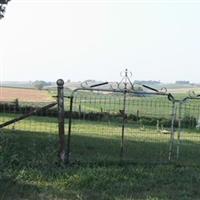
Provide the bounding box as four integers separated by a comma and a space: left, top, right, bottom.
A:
66, 96, 73, 164
57, 79, 66, 163
167, 91, 200, 161
0, 102, 57, 129
176, 102, 182, 160
90, 82, 109, 88
120, 69, 128, 161
168, 101, 177, 161
64, 69, 172, 164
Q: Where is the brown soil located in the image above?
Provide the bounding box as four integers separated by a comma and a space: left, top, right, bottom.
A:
0, 87, 53, 102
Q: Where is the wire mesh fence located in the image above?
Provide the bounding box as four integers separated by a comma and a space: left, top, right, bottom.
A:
1, 81, 200, 165
65, 92, 172, 164
64, 90, 200, 165
0, 100, 58, 134
170, 99, 200, 165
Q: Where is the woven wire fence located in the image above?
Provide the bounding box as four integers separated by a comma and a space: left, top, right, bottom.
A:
1, 92, 200, 165
65, 92, 175, 164
171, 99, 200, 165
0, 100, 58, 134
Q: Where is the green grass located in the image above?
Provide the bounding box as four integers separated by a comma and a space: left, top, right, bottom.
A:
1, 129, 200, 199
1, 113, 200, 199
71, 95, 173, 118
67, 93, 200, 122
47, 89, 200, 123
1, 113, 200, 164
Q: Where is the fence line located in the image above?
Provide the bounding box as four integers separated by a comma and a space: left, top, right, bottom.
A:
1, 76, 200, 165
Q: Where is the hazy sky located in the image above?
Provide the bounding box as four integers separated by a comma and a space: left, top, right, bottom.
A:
1, 0, 200, 83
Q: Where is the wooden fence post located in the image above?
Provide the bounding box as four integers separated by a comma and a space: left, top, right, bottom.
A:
57, 79, 66, 163
14, 98, 19, 111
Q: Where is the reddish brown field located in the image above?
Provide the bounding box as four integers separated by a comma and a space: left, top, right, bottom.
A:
0, 87, 53, 102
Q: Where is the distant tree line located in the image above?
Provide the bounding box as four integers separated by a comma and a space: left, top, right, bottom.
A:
32, 80, 52, 90
0, 0, 11, 19
134, 80, 161, 85
175, 81, 190, 85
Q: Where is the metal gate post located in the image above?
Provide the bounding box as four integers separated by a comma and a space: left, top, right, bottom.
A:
176, 102, 182, 160
120, 69, 128, 162
120, 90, 127, 161
57, 79, 66, 163
66, 96, 74, 164
168, 101, 176, 161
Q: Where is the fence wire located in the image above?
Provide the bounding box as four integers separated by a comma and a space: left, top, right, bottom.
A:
0, 101, 58, 134
1, 92, 200, 165
173, 99, 200, 165
65, 92, 174, 164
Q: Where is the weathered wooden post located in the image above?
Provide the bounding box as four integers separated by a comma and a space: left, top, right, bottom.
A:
57, 79, 66, 163
14, 98, 19, 111
79, 104, 81, 117
156, 120, 160, 132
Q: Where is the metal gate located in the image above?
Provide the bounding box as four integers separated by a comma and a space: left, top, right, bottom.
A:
168, 94, 200, 165
64, 70, 174, 164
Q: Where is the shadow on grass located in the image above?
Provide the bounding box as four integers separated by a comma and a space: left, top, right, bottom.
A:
1, 129, 200, 167
1, 129, 200, 199
0, 175, 79, 200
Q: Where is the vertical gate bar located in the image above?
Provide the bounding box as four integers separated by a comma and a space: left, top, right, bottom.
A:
120, 69, 128, 162
66, 96, 74, 164
176, 102, 182, 160
168, 101, 176, 161
120, 90, 127, 161
57, 79, 66, 163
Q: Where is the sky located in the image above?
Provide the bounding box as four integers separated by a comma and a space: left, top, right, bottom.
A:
1, 0, 200, 83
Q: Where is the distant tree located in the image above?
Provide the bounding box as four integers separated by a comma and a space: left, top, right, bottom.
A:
33, 80, 51, 90
175, 81, 190, 85
0, 0, 11, 19
134, 80, 161, 85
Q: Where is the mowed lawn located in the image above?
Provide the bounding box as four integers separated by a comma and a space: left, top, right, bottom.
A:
1, 116, 200, 199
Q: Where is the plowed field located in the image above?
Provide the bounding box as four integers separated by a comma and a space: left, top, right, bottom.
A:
0, 87, 52, 102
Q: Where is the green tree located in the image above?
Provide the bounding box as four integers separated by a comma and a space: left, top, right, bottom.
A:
0, 0, 11, 19
33, 80, 51, 90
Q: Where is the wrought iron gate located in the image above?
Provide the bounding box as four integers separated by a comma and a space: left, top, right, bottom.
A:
64, 70, 174, 164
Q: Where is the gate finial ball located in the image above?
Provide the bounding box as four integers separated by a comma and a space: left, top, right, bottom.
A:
57, 79, 64, 87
